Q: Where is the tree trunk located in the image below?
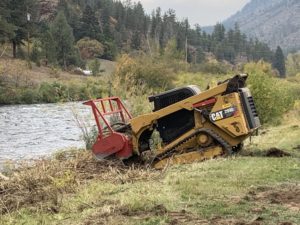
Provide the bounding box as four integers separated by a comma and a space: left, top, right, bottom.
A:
63, 52, 67, 70
12, 41, 17, 58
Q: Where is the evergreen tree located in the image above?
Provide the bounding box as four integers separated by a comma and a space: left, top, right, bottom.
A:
150, 8, 162, 42
233, 23, 241, 52
0, 0, 15, 43
150, 10, 157, 39
58, 0, 81, 41
0, 0, 277, 68
78, 5, 101, 40
133, 2, 145, 31
57, 0, 70, 19
131, 30, 141, 50
101, 0, 113, 40
114, 1, 125, 30
273, 46, 286, 78
8, 0, 38, 58
40, 24, 57, 64
212, 23, 225, 42
50, 11, 80, 69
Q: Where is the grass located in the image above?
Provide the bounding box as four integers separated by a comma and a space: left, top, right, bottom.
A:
1, 109, 300, 224
1, 157, 299, 225
244, 105, 300, 158
1, 60, 300, 224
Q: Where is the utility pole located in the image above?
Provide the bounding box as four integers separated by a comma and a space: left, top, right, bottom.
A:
27, 7, 31, 68
185, 37, 188, 63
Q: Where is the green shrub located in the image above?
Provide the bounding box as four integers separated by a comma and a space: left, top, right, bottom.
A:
244, 61, 296, 124
20, 88, 40, 104
67, 82, 82, 101
88, 59, 101, 76
286, 53, 300, 76
84, 126, 98, 150
30, 40, 42, 66
39, 82, 56, 103
0, 87, 20, 104
76, 38, 104, 60
38, 82, 68, 103
114, 54, 175, 93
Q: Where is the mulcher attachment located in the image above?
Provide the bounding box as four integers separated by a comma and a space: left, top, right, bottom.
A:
83, 97, 133, 159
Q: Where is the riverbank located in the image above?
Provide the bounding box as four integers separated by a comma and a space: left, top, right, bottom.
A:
1, 108, 300, 225
0, 58, 115, 105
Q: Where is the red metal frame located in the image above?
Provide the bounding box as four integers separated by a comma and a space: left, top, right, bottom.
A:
84, 97, 133, 159
84, 97, 132, 138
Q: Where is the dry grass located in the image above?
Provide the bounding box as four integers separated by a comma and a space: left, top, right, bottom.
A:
0, 149, 299, 224
0, 150, 159, 216
0, 58, 87, 85
0, 58, 116, 89
0, 58, 115, 104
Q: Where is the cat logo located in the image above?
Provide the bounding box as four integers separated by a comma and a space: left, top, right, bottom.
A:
210, 111, 224, 122
209, 107, 237, 122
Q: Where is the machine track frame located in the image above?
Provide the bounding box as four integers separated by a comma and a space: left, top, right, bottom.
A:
152, 127, 232, 168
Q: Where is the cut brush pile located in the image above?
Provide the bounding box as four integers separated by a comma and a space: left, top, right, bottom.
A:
0, 150, 159, 215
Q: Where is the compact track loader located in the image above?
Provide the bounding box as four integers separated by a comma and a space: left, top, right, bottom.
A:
84, 74, 260, 168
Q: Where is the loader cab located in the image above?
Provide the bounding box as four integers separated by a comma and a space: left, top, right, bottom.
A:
148, 85, 201, 111
148, 86, 201, 144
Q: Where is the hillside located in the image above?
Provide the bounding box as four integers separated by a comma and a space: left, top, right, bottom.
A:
1, 0, 276, 70
223, 0, 300, 52
0, 57, 115, 104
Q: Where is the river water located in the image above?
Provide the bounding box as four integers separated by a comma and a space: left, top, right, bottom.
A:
0, 102, 95, 167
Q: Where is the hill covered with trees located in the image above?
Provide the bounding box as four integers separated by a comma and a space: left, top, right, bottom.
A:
222, 0, 300, 52
0, 0, 276, 70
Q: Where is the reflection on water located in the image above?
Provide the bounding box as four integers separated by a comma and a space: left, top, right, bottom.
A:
0, 102, 95, 166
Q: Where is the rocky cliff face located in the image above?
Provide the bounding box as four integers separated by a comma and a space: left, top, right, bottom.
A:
223, 0, 300, 52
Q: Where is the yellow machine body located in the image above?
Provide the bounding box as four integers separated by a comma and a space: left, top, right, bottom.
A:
85, 75, 260, 168
129, 75, 260, 168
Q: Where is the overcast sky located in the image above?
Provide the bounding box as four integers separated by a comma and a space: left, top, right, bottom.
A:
137, 0, 251, 27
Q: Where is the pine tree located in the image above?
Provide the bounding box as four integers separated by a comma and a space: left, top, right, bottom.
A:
78, 5, 101, 41
150, 10, 157, 39
212, 23, 225, 42
40, 24, 57, 65
0, 0, 15, 43
58, 0, 82, 41
133, 2, 145, 31
7, 0, 38, 58
273, 46, 286, 78
233, 23, 241, 52
1, 0, 277, 67
101, 0, 113, 40
131, 30, 141, 50
50, 11, 79, 69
